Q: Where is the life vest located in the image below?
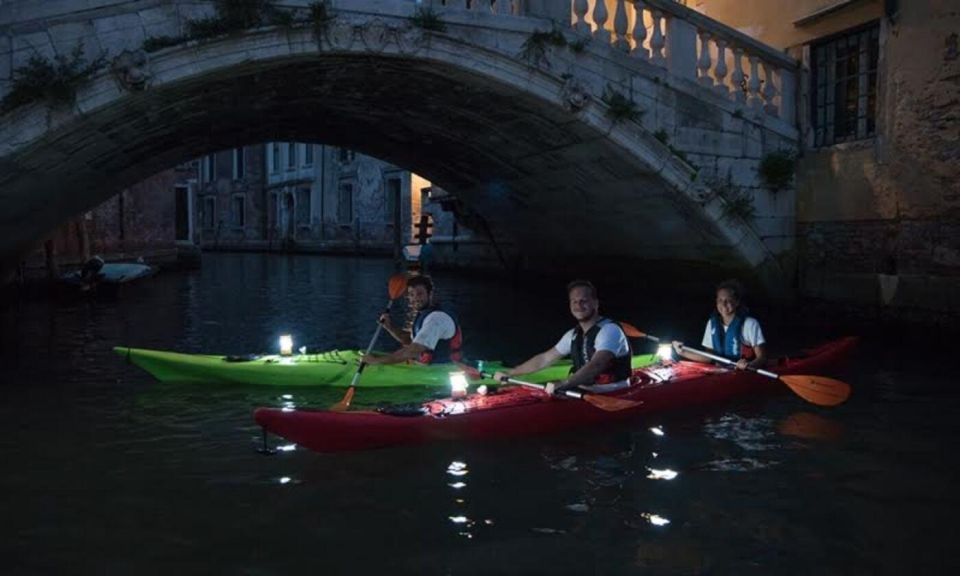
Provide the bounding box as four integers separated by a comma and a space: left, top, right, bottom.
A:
412, 307, 463, 364
570, 318, 633, 384
709, 312, 756, 361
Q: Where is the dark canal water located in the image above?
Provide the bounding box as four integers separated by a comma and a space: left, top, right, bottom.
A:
1, 253, 957, 575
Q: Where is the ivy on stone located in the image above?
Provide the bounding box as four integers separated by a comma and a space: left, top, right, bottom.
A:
1, 45, 106, 114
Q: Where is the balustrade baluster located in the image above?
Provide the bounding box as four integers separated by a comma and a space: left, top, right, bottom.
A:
697, 31, 713, 87
614, 0, 629, 51
714, 39, 729, 95
494, 0, 512, 15
631, 1, 648, 59
650, 11, 665, 64
747, 55, 762, 109
593, 0, 611, 43
762, 62, 779, 115
730, 46, 746, 104
573, 0, 590, 34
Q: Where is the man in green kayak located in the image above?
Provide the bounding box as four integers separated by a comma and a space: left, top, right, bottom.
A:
361, 275, 464, 365
493, 280, 632, 395
671, 279, 767, 370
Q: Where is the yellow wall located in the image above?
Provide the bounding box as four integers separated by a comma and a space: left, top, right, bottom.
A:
689, 0, 883, 50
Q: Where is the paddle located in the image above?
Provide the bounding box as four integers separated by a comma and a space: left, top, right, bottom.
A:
472, 370, 641, 412
330, 273, 408, 412
619, 323, 851, 407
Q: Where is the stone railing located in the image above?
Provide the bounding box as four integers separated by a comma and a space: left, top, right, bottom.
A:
570, 0, 798, 124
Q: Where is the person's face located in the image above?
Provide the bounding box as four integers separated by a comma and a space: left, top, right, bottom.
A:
716, 288, 739, 320
408, 285, 431, 311
568, 286, 599, 323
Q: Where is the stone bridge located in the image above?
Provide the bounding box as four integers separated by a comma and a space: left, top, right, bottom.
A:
0, 0, 799, 288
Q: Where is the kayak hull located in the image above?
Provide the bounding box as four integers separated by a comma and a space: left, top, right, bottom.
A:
254, 337, 858, 452
114, 346, 656, 388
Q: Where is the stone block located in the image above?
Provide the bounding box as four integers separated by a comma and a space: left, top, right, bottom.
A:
12, 31, 55, 66
716, 157, 758, 188
93, 13, 146, 53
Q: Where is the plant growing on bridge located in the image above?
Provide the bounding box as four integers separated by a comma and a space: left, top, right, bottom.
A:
758, 149, 796, 192
143, 35, 183, 53
1, 45, 106, 114
186, 0, 294, 40
601, 85, 643, 124
519, 27, 567, 65
410, 6, 446, 33
308, 1, 336, 44
712, 178, 756, 222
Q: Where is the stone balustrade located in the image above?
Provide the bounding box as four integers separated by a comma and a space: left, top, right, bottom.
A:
424, 0, 518, 15
571, 0, 797, 124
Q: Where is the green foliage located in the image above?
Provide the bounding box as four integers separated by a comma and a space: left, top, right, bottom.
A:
519, 27, 567, 64
186, 0, 289, 39
143, 35, 183, 52
410, 6, 446, 32
568, 37, 590, 54
1, 45, 106, 113
713, 178, 756, 222
758, 149, 796, 192
601, 85, 643, 124
308, 1, 335, 42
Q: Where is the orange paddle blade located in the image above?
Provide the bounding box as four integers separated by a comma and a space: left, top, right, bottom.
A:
582, 394, 643, 412
330, 386, 355, 412
388, 273, 408, 300
619, 322, 647, 339
779, 375, 851, 407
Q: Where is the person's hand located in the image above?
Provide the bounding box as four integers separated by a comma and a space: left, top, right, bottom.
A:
492, 371, 511, 384
361, 353, 380, 365
544, 382, 556, 395
672, 341, 684, 355
735, 358, 749, 370
378, 314, 393, 330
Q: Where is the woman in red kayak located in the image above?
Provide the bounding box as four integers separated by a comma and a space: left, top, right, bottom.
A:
493, 280, 632, 396
672, 279, 767, 370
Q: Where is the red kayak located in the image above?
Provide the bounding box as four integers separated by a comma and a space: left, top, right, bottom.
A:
254, 337, 857, 453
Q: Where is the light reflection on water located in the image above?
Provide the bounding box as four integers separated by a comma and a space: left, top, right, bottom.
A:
0, 253, 958, 574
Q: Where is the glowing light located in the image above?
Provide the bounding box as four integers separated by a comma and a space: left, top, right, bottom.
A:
279, 476, 291, 484
657, 344, 673, 362
447, 461, 468, 476
449, 371, 469, 398
642, 512, 670, 526
477, 384, 489, 396
448, 482, 466, 489
449, 516, 469, 524
281, 406, 294, 412
298, 346, 307, 355
650, 426, 665, 436
646, 468, 678, 480
279, 335, 293, 356
277, 444, 297, 452
281, 394, 293, 400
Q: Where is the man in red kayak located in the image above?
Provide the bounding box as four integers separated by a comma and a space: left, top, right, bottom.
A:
493, 280, 632, 395
672, 279, 767, 370
361, 275, 463, 365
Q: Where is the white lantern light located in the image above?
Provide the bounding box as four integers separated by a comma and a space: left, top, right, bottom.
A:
657, 344, 673, 362
279, 334, 293, 356
449, 371, 469, 398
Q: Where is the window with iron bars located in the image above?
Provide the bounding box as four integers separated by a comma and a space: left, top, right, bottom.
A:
811, 22, 879, 147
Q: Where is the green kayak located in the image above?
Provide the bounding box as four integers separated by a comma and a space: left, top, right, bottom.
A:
114, 346, 658, 388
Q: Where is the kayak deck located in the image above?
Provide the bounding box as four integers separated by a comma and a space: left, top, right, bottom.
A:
254, 336, 858, 452
115, 345, 656, 388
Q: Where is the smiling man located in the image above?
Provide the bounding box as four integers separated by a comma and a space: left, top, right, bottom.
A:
362, 275, 463, 365
493, 280, 632, 395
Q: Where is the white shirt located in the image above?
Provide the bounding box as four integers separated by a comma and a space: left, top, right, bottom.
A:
554, 321, 631, 391
412, 310, 456, 351
701, 316, 765, 350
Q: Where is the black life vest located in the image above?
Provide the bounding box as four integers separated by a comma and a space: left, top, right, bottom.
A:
708, 312, 756, 361
570, 318, 632, 384
412, 307, 463, 364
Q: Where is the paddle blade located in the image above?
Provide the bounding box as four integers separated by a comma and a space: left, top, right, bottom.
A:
388, 273, 408, 300
779, 375, 851, 407
619, 322, 646, 339
582, 394, 643, 412
330, 386, 355, 412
